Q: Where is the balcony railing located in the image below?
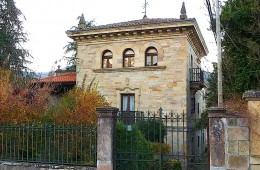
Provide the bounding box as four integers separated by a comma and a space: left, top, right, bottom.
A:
190, 68, 204, 83
190, 68, 204, 90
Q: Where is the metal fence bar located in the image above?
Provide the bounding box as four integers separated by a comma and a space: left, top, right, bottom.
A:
0, 124, 97, 166
115, 109, 209, 170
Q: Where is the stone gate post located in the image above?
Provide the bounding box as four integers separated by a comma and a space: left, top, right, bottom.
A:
208, 107, 226, 170
208, 107, 250, 170
243, 90, 260, 170
96, 107, 119, 170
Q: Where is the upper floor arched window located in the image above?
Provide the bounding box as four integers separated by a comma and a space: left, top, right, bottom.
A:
145, 47, 158, 66
123, 48, 135, 67
102, 50, 113, 68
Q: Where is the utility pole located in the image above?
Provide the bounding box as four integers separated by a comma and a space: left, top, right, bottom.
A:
216, 0, 223, 106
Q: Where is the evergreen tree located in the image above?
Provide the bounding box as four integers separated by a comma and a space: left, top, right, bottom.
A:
0, 0, 31, 75
221, 0, 260, 96
207, 0, 260, 105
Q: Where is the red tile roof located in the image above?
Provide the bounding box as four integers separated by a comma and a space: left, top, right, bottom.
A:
32, 73, 76, 83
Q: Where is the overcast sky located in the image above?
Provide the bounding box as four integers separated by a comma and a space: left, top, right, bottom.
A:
15, 0, 217, 73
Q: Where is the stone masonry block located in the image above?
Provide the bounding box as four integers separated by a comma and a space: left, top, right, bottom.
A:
227, 156, 249, 169
251, 165, 260, 170
250, 156, 260, 164
237, 118, 248, 127
228, 127, 249, 140
227, 118, 237, 126
228, 140, 238, 155
239, 140, 249, 155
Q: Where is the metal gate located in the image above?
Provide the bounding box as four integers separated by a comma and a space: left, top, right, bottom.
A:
115, 108, 209, 170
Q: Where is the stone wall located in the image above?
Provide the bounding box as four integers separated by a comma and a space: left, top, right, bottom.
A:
0, 162, 96, 170
208, 108, 250, 170
209, 90, 260, 170
243, 90, 260, 170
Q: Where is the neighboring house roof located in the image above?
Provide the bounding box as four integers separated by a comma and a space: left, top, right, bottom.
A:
32, 73, 76, 84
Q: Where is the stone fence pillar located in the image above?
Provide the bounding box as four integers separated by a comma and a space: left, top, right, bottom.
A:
243, 90, 260, 170
96, 107, 119, 170
208, 107, 250, 170
208, 107, 226, 170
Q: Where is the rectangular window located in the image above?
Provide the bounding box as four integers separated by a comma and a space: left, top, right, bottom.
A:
191, 97, 195, 114
121, 94, 135, 125
153, 56, 158, 66
121, 94, 135, 112
124, 57, 134, 67
103, 59, 107, 68
198, 136, 200, 147
108, 59, 112, 68
124, 58, 129, 67
146, 56, 151, 66
202, 132, 205, 145
130, 57, 134, 67
197, 103, 200, 115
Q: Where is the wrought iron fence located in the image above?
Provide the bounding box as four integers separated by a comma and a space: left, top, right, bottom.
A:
0, 124, 97, 166
115, 109, 209, 170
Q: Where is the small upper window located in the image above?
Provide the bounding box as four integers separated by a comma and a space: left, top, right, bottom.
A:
145, 47, 158, 66
102, 50, 113, 68
123, 49, 135, 67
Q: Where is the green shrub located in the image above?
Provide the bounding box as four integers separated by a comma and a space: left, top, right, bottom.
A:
136, 119, 167, 143
149, 158, 182, 170
163, 159, 182, 170
150, 142, 171, 155
116, 122, 153, 170
194, 111, 208, 130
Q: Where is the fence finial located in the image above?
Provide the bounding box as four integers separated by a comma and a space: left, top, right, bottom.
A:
159, 107, 163, 117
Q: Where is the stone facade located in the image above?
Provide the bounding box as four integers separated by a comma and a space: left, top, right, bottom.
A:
67, 17, 208, 114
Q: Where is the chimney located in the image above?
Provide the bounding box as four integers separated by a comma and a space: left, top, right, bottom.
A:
78, 13, 86, 30
55, 65, 62, 76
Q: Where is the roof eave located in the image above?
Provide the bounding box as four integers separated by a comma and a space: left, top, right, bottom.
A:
66, 19, 197, 38
192, 20, 209, 56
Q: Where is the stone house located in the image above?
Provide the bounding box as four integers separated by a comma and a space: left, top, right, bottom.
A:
66, 3, 208, 116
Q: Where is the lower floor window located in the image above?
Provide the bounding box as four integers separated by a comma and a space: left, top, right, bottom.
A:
121, 94, 135, 111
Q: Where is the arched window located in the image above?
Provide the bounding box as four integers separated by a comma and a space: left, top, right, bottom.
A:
190, 54, 193, 68
102, 50, 113, 68
123, 49, 135, 67
145, 47, 158, 66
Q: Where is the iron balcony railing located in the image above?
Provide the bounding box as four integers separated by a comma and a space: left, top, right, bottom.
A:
190, 68, 204, 84
0, 124, 97, 166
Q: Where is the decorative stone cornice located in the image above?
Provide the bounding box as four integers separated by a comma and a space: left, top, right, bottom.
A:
93, 66, 166, 73
73, 27, 188, 43
187, 30, 206, 59
67, 18, 208, 58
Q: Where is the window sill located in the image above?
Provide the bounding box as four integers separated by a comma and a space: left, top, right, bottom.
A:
93, 66, 166, 73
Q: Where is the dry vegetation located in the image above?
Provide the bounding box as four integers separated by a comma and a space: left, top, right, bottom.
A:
0, 67, 108, 125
